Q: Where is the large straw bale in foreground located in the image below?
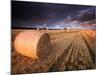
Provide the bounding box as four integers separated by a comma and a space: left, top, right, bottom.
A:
14, 31, 51, 59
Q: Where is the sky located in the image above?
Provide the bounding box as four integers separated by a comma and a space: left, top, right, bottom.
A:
12, 1, 96, 29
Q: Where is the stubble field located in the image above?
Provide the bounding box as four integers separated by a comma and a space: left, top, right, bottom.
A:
11, 29, 96, 74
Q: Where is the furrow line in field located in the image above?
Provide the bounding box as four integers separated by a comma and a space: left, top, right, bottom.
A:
28, 32, 77, 72
65, 32, 95, 70
48, 33, 78, 71
80, 32, 96, 63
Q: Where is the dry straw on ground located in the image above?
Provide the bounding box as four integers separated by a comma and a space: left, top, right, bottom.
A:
14, 30, 51, 59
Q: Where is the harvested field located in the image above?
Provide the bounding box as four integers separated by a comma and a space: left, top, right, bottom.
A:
11, 29, 96, 74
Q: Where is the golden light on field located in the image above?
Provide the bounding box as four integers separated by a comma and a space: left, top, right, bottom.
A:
12, 29, 96, 74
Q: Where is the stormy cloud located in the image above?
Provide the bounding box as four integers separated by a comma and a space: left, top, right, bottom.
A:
12, 1, 96, 29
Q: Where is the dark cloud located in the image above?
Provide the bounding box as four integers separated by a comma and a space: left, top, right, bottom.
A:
12, 1, 96, 29
78, 12, 96, 21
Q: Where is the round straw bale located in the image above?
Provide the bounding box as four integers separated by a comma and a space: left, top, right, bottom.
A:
14, 30, 51, 59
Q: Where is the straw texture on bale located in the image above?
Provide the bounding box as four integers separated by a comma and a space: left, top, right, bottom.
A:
14, 31, 51, 59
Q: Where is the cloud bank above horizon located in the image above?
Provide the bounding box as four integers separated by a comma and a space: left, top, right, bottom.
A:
12, 1, 96, 29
